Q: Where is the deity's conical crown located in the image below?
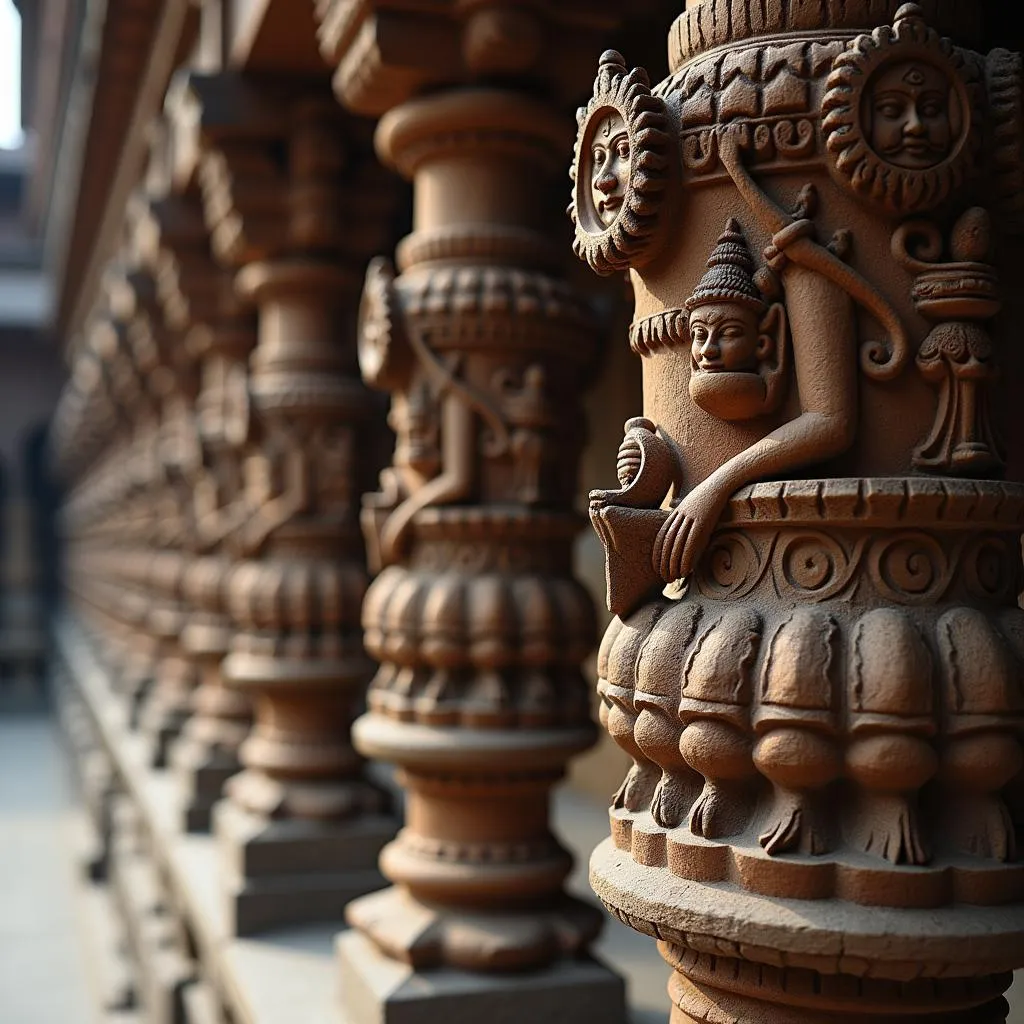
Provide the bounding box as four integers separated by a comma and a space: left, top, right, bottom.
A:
685, 219, 765, 314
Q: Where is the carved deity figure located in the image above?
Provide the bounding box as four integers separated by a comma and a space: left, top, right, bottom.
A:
866, 61, 957, 169
390, 378, 441, 483
234, 419, 313, 557
649, 163, 874, 585
590, 112, 630, 228
191, 357, 257, 550
685, 218, 789, 423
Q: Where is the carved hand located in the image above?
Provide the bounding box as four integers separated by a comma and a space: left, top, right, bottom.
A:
652, 479, 730, 583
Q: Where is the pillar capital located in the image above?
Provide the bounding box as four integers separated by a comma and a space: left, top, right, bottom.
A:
169, 72, 291, 267
315, 0, 660, 115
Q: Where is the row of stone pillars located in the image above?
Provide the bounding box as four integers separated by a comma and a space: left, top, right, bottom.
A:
50, 1, 1024, 1022
52, 6, 638, 1021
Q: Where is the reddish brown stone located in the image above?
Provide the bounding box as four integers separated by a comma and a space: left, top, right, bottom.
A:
575, 4, 1024, 1019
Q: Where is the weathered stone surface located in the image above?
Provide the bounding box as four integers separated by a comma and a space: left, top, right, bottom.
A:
572, 4, 1024, 1019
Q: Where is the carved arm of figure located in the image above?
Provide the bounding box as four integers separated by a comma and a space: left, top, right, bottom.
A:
193, 473, 258, 552
718, 125, 910, 380
652, 129, 877, 583
377, 393, 474, 567
652, 354, 857, 581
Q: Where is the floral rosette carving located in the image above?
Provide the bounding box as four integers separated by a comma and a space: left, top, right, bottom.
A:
569, 50, 674, 275
822, 3, 981, 217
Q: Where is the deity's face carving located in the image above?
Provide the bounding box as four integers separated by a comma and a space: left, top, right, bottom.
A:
867, 62, 953, 169
590, 112, 630, 228
688, 303, 768, 374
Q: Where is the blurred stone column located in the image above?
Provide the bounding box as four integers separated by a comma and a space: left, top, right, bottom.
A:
187, 73, 400, 934
57, 262, 170, 722
107, 203, 202, 767
140, 115, 260, 830
168, 273, 256, 832
315, 3, 654, 1019
0, 489, 45, 693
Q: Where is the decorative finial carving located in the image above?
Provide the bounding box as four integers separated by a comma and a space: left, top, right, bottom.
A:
892, 207, 1004, 474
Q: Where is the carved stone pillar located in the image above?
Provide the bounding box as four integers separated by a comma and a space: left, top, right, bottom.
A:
169, 286, 256, 831
316, 5, 645, 1020
114, 208, 204, 767
144, 122, 259, 830
573, 5, 1024, 1021
188, 76, 398, 934
55, 312, 149, 693
102, 262, 187, 731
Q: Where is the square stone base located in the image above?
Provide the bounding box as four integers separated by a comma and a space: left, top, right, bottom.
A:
215, 800, 396, 936
172, 754, 238, 833
125, 680, 153, 730
139, 714, 186, 769
337, 930, 628, 1024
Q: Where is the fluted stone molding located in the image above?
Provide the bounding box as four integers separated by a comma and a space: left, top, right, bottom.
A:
313, 3, 672, 1019
572, 4, 1024, 1021
185, 72, 400, 934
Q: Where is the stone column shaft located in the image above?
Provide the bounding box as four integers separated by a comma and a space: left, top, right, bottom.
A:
314, 3, 661, 1019
571, 4, 1024, 1020
187, 77, 400, 934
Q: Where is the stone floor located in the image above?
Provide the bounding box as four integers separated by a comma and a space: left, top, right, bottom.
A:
0, 697, 1021, 1024
0, 705, 95, 1024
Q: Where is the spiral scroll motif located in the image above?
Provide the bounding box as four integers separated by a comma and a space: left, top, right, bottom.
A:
774, 531, 857, 601
696, 530, 766, 600
869, 531, 952, 605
